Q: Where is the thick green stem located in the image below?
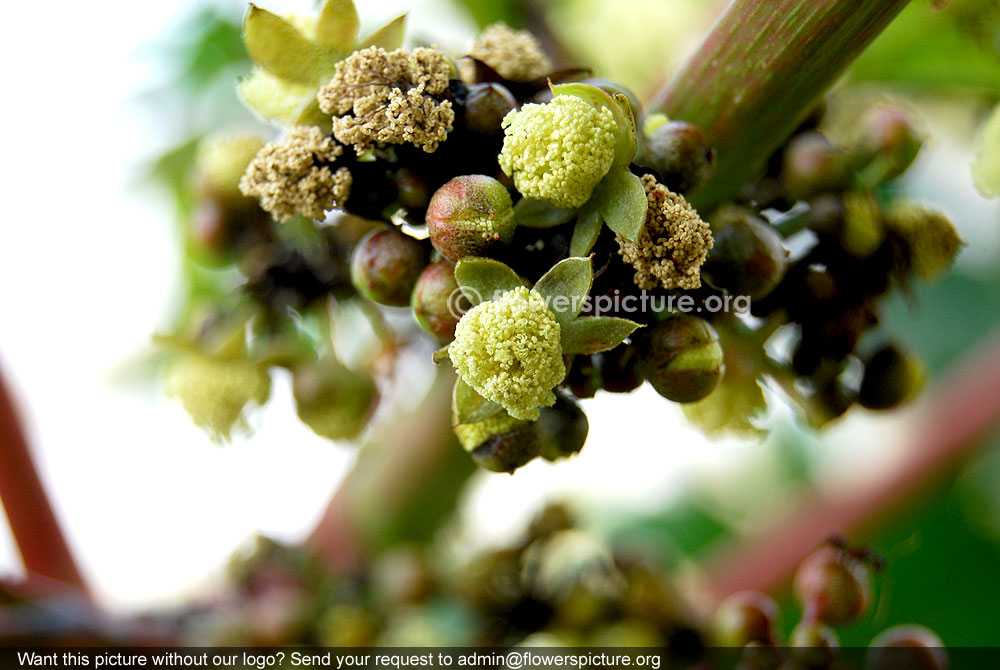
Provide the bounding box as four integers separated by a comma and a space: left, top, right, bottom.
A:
649, 0, 911, 210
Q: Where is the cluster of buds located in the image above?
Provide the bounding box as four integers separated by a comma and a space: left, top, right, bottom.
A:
713, 539, 945, 670
157, 0, 963, 471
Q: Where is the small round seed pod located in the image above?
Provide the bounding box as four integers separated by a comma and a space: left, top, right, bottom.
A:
464, 83, 518, 135
197, 134, 265, 205
794, 545, 872, 625
291, 357, 377, 441
858, 345, 922, 411
703, 208, 788, 300
350, 229, 426, 307
636, 315, 724, 403
790, 620, 839, 669
599, 344, 644, 394
867, 626, 946, 670
713, 591, 780, 647
537, 391, 589, 462
567, 354, 603, 399
641, 120, 714, 193
466, 421, 541, 473
782, 132, 852, 201
427, 175, 516, 262
411, 260, 464, 341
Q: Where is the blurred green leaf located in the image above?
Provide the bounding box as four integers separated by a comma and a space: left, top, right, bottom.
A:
360, 13, 408, 50
848, 2, 1000, 94
453, 0, 525, 29
316, 0, 359, 50
244, 6, 339, 84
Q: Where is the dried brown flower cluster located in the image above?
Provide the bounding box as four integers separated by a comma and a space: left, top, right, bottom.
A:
318, 46, 455, 154
239, 126, 351, 222
461, 22, 552, 83
617, 174, 713, 290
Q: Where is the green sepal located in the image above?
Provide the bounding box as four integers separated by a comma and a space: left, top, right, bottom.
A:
454, 258, 523, 305
360, 13, 408, 50
533, 257, 593, 326
244, 5, 338, 84
514, 198, 578, 229
453, 377, 503, 425
432, 345, 451, 364
591, 167, 646, 242
570, 203, 603, 257
315, 0, 359, 50
560, 317, 642, 354
237, 68, 319, 126
552, 82, 637, 167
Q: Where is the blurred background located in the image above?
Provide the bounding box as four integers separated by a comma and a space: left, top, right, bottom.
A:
1, 0, 999, 647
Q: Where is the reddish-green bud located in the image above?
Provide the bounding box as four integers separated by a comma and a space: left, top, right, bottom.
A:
867, 626, 946, 670
713, 591, 779, 647
637, 315, 723, 403
704, 208, 788, 299
411, 260, 464, 341
782, 132, 852, 201
427, 175, 516, 262
859, 345, 922, 411
464, 83, 518, 135
537, 391, 589, 462
854, 107, 922, 183
599, 344, 644, 394
794, 545, 871, 625
641, 120, 714, 193
351, 229, 426, 307
396, 170, 431, 210
291, 357, 377, 441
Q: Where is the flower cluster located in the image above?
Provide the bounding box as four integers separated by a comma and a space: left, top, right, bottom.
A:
239, 126, 351, 222
165, 354, 271, 442
318, 46, 455, 154
461, 22, 552, 83
616, 174, 713, 290
449, 286, 565, 420
499, 95, 616, 208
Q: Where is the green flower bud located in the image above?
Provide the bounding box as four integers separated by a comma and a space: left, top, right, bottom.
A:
427, 175, 516, 263
858, 345, 922, 411
637, 315, 724, 403
450, 286, 566, 421
166, 354, 271, 442
197, 135, 266, 204
464, 83, 518, 135
794, 545, 871, 625
411, 260, 464, 341
499, 94, 617, 208
640, 120, 713, 193
537, 391, 589, 462
704, 207, 788, 299
351, 229, 427, 306
867, 626, 946, 670
782, 132, 852, 201
713, 591, 779, 647
291, 357, 377, 441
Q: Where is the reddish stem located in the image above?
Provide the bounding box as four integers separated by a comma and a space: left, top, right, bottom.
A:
701, 328, 1000, 606
0, 362, 87, 591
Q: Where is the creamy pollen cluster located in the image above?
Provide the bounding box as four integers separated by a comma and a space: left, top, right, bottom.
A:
498, 95, 617, 209
449, 286, 566, 421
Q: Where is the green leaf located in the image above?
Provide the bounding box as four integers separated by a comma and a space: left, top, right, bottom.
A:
560, 317, 642, 355
514, 198, 578, 228
570, 203, 603, 257
592, 168, 647, 242
315, 0, 359, 50
453, 377, 503, 425
552, 82, 637, 166
454, 258, 523, 305
973, 103, 1000, 198
360, 14, 408, 50
533, 257, 593, 326
244, 5, 338, 84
